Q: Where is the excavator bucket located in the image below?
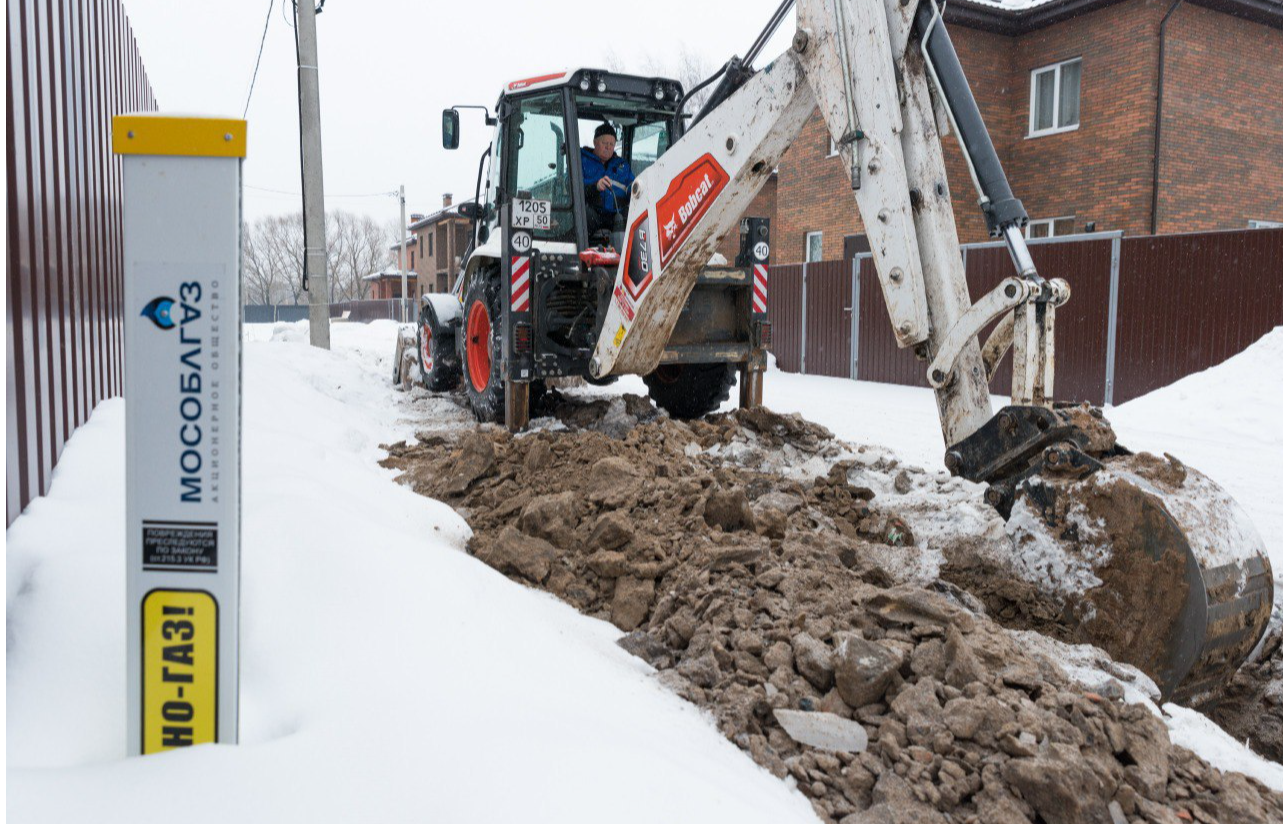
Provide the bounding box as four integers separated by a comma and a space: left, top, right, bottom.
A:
1007, 452, 1274, 704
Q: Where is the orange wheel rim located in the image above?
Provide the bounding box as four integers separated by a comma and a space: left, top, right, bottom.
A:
466, 300, 491, 393
420, 322, 433, 373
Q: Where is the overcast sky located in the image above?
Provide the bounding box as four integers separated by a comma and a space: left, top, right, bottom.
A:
121, 0, 797, 226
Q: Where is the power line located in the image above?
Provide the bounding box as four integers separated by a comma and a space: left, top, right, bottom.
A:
243, 0, 276, 119
245, 184, 398, 199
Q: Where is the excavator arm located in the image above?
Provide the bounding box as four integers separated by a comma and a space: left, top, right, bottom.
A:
590, 0, 1273, 704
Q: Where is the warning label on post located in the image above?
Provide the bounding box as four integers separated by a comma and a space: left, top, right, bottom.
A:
142, 589, 218, 754
142, 521, 218, 572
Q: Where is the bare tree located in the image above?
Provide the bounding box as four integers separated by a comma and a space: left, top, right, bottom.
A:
242, 210, 392, 306
603, 44, 718, 113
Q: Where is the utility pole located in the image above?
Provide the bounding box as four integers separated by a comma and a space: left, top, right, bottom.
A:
398, 184, 408, 322
295, 0, 330, 349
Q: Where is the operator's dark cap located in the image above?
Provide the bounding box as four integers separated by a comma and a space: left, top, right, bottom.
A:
594, 123, 617, 140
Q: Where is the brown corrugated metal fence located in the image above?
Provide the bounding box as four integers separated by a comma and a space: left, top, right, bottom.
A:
770, 229, 1283, 408
7, 0, 156, 524
1113, 230, 1283, 403
802, 259, 854, 378
767, 264, 803, 372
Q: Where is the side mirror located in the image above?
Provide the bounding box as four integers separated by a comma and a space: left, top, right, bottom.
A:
442, 109, 460, 150
457, 202, 479, 220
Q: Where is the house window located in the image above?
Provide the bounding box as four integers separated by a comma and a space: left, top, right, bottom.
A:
410, 249, 415, 268
805, 231, 823, 262
1029, 58, 1081, 137
827, 136, 839, 157
428, 232, 434, 257
1248, 219, 1283, 229
1025, 216, 1076, 239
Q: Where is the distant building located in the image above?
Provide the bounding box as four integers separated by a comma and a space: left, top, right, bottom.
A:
384, 193, 475, 300
362, 264, 409, 300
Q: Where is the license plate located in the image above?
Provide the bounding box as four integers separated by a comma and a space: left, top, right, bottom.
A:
512, 198, 551, 230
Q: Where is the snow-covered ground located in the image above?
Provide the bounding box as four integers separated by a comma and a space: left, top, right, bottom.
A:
8, 322, 1283, 820
7, 321, 818, 824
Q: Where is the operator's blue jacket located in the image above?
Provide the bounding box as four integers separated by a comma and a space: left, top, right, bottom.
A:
580, 147, 635, 215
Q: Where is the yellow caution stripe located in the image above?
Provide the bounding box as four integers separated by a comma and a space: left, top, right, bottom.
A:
113, 114, 247, 158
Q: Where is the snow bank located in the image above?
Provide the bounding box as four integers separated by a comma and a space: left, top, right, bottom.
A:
7, 321, 818, 824
1109, 326, 1283, 613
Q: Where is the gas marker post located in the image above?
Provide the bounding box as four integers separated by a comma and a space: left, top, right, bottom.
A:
115, 114, 243, 755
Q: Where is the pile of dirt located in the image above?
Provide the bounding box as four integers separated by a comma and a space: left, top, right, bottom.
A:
1208, 629, 1283, 764
382, 395, 1283, 823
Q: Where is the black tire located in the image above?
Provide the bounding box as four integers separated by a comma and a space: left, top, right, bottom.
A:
643, 362, 737, 419
417, 304, 461, 392
460, 272, 506, 422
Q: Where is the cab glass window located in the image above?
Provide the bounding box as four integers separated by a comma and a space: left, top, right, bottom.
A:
509, 92, 575, 243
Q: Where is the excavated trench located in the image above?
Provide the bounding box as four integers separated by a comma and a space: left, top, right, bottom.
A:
383, 389, 1283, 824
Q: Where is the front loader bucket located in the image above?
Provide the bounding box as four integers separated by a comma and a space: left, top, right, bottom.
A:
1007, 452, 1273, 705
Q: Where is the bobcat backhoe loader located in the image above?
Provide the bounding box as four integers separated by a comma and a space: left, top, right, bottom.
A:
416, 0, 1273, 704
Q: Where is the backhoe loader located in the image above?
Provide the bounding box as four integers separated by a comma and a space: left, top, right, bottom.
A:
411, 0, 1273, 704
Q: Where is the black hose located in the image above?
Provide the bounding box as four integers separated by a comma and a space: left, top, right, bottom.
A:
673, 0, 795, 136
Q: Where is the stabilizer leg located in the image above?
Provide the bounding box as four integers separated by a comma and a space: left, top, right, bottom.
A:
739, 366, 764, 409
505, 380, 530, 432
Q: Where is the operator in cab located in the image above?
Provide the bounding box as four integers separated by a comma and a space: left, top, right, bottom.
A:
581, 123, 635, 236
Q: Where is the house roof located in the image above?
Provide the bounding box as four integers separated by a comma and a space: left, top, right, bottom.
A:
362, 264, 409, 282
947, 0, 1282, 33
409, 199, 475, 231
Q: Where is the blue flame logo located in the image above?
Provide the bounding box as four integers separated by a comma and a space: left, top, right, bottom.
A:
142, 296, 176, 330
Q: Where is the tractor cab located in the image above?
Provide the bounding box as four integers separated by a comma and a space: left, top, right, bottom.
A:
445, 68, 685, 256
428, 67, 768, 432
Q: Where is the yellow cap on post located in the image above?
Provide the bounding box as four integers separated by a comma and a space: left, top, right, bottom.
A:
112, 114, 247, 158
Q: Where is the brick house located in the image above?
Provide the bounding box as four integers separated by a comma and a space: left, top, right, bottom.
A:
772, 0, 1283, 263
363, 264, 408, 300
370, 193, 476, 300
408, 194, 475, 294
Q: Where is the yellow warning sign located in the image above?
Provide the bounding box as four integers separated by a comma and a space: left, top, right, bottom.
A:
142, 589, 218, 753
614, 324, 626, 347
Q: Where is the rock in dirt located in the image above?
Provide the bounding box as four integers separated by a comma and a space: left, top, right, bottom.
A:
773, 708, 869, 753
587, 456, 640, 507
793, 632, 835, 691
589, 511, 635, 551
1003, 744, 1114, 824
443, 432, 496, 496
473, 525, 556, 584
518, 492, 579, 548
611, 576, 656, 631
617, 630, 669, 667
703, 487, 756, 532
835, 634, 904, 708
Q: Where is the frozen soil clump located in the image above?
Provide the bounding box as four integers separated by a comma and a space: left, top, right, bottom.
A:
383, 395, 1283, 823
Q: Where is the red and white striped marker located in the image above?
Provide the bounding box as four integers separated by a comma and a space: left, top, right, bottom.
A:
510, 255, 531, 312
752, 263, 768, 314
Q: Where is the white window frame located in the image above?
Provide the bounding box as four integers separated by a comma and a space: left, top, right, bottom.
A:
827, 136, 839, 158
1024, 216, 1075, 239
805, 231, 823, 262
1248, 219, 1283, 229
1028, 58, 1082, 138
